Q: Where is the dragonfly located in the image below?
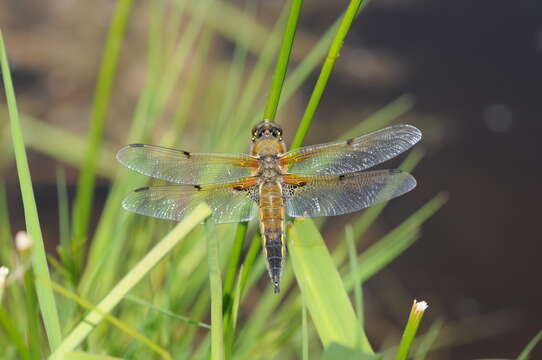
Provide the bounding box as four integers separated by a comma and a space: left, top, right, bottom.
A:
117, 121, 421, 293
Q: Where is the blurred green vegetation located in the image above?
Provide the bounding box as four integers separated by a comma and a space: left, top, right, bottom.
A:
1, 0, 540, 359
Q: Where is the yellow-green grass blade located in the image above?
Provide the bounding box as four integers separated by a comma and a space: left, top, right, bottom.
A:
288, 218, 373, 353
338, 95, 416, 140
517, 330, 542, 360
0, 111, 118, 178
0, 30, 62, 351
239, 192, 444, 357
211, 1, 254, 143
71, 0, 135, 270
63, 352, 123, 360
345, 225, 364, 326
46, 280, 171, 360
51, 203, 211, 358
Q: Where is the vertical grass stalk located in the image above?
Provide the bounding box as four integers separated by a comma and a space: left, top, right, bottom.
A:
290, 0, 366, 149
263, 0, 304, 121
395, 300, 429, 360
206, 221, 225, 360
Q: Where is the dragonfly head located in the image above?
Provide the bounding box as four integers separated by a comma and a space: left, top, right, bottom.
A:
252, 119, 283, 142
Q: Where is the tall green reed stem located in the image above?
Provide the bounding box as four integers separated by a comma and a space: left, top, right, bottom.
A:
263, 0, 303, 121
290, 0, 366, 149
224, 2, 304, 348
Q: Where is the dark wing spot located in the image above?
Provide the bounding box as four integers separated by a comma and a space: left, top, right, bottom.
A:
134, 186, 149, 192
339, 174, 346, 181
194, 185, 202, 190
183, 151, 191, 158
130, 143, 145, 147
389, 169, 402, 174
233, 186, 243, 191
346, 138, 354, 145
298, 181, 307, 186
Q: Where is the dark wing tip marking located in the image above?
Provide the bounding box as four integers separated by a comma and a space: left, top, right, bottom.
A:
346, 138, 354, 145
129, 143, 145, 147
193, 185, 202, 190
389, 169, 403, 174
183, 151, 191, 157
134, 186, 149, 192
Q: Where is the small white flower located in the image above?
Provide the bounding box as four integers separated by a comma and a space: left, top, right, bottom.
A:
413, 299, 429, 315
0, 266, 9, 287
15, 231, 32, 252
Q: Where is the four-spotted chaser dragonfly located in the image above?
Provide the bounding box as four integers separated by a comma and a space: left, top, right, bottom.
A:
117, 121, 421, 293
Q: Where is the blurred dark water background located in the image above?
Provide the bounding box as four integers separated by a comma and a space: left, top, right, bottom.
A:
1, 0, 541, 358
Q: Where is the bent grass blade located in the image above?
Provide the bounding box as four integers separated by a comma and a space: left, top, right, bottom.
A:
288, 218, 373, 353
50, 203, 211, 358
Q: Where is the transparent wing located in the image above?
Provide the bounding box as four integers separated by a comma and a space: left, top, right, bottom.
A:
122, 178, 259, 223
117, 144, 259, 184
280, 124, 421, 175
283, 170, 416, 217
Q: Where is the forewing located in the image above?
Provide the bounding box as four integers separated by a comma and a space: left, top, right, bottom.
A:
117, 144, 258, 184
283, 170, 416, 217
280, 124, 421, 175
122, 178, 259, 223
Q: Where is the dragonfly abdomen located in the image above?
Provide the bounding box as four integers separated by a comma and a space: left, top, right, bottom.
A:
259, 182, 286, 293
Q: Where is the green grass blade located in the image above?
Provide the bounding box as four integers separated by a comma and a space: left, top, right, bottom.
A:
0, 29, 62, 351
263, 0, 303, 120
124, 295, 210, 329
290, 0, 367, 149
517, 330, 542, 360
205, 221, 225, 360
51, 203, 211, 357
345, 225, 364, 326
395, 300, 429, 360
46, 280, 171, 360
344, 194, 448, 289
71, 0, 135, 271
321, 343, 381, 360
288, 218, 373, 353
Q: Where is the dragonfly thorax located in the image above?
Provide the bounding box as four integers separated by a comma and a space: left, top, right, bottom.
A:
257, 155, 283, 181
